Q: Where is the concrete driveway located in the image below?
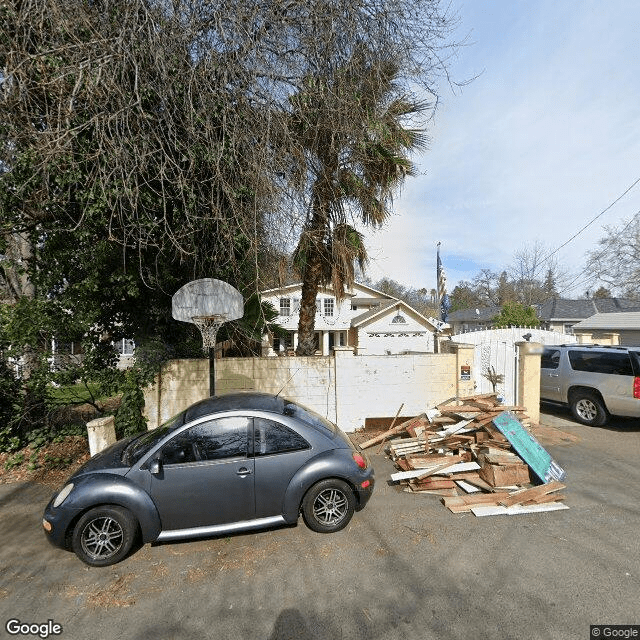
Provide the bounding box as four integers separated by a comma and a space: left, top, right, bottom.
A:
1, 406, 639, 640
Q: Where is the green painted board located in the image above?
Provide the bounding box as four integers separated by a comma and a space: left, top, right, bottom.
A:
492, 411, 566, 483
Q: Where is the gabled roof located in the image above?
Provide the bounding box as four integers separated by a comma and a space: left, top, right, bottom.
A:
350, 300, 437, 330
537, 298, 640, 321
573, 312, 640, 331
260, 281, 397, 301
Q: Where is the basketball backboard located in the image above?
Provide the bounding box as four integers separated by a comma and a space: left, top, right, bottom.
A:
172, 278, 244, 324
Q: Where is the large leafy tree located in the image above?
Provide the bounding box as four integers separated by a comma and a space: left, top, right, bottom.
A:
290, 56, 429, 355
1, 0, 460, 436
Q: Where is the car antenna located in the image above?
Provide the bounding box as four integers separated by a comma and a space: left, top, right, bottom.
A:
276, 369, 300, 398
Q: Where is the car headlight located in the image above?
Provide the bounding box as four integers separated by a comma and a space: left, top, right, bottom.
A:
53, 483, 74, 508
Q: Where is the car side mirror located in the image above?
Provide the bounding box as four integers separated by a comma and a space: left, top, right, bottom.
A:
149, 458, 163, 475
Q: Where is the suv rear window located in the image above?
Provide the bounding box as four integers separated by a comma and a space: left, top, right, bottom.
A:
568, 350, 633, 376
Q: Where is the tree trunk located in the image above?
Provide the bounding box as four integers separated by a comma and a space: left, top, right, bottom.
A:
296, 181, 330, 356
296, 250, 323, 355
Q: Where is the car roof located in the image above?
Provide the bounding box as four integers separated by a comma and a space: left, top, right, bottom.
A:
183, 392, 287, 423
545, 344, 639, 351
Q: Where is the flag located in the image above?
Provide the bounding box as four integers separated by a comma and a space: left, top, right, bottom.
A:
437, 243, 449, 321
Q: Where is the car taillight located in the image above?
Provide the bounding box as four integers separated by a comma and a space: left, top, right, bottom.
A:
634, 377, 640, 399
352, 452, 367, 469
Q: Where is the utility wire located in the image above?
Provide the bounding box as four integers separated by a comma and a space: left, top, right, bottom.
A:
542, 176, 640, 267
556, 208, 640, 296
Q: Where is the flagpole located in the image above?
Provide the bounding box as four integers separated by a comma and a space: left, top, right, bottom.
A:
436, 242, 442, 322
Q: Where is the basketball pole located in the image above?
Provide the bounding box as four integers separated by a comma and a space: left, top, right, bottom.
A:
209, 345, 216, 397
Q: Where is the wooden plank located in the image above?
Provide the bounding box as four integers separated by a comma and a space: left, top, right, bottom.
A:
451, 472, 496, 493
470, 502, 569, 517
455, 480, 481, 493
406, 455, 465, 469
411, 478, 456, 489
436, 461, 481, 475
442, 491, 511, 512
390, 462, 452, 482
406, 486, 459, 496
360, 414, 427, 449
438, 405, 484, 414
523, 492, 566, 506
499, 480, 566, 507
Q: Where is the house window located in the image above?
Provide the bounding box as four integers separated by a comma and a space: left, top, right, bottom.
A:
117, 339, 135, 356
280, 298, 291, 316
324, 298, 334, 317
391, 313, 406, 324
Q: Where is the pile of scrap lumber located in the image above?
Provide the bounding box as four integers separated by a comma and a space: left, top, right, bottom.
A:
360, 394, 568, 517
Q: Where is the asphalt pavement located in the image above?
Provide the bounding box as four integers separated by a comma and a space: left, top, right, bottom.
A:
1, 406, 639, 640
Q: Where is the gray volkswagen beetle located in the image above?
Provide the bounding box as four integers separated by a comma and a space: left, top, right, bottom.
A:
43, 392, 374, 566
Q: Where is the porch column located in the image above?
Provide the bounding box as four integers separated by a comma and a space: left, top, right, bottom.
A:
321, 331, 330, 356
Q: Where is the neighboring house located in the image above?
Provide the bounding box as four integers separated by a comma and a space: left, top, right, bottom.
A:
49, 337, 135, 372
449, 298, 640, 335
447, 306, 501, 334
260, 282, 439, 355
537, 298, 640, 334
572, 312, 640, 346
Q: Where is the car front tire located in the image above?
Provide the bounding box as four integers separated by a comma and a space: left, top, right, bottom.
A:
569, 391, 608, 426
301, 479, 356, 533
72, 506, 138, 567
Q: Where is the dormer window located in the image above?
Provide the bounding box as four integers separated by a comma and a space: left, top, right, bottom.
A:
280, 298, 291, 316
324, 298, 334, 317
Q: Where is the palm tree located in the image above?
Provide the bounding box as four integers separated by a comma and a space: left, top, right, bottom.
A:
290, 54, 429, 355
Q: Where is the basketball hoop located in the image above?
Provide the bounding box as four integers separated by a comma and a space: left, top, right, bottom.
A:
192, 315, 227, 351
172, 279, 244, 396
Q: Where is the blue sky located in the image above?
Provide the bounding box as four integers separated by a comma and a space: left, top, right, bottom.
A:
365, 0, 640, 298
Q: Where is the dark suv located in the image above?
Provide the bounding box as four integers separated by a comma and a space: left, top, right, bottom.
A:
540, 344, 640, 426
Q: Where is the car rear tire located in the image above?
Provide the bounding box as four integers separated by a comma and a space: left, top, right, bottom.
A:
301, 479, 356, 533
569, 391, 608, 426
72, 506, 138, 567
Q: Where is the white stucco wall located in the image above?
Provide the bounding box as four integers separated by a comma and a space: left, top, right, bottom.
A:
145, 349, 463, 432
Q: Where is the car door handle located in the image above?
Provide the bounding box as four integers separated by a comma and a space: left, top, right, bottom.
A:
236, 467, 252, 476
549, 374, 559, 377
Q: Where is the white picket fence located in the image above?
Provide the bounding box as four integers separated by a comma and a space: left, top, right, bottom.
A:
450, 327, 577, 404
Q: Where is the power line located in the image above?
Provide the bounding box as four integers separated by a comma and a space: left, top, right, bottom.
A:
556, 208, 640, 296
542, 176, 640, 268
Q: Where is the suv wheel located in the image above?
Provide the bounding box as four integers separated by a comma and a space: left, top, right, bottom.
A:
569, 391, 608, 426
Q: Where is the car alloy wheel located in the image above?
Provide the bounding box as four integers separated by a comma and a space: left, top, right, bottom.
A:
301, 479, 356, 533
570, 391, 607, 427
314, 487, 349, 526
72, 506, 137, 567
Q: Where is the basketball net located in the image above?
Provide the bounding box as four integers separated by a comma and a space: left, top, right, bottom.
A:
192, 315, 227, 351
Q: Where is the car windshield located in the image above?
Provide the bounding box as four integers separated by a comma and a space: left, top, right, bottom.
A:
283, 400, 337, 435
122, 411, 186, 465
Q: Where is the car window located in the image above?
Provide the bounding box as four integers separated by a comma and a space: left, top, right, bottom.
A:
282, 400, 336, 435
123, 411, 186, 465
254, 418, 310, 456
541, 349, 561, 370
160, 416, 250, 465
568, 351, 633, 376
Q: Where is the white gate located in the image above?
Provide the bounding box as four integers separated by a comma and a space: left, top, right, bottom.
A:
450, 328, 577, 404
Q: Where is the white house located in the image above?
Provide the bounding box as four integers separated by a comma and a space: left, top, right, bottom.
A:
260, 282, 439, 355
